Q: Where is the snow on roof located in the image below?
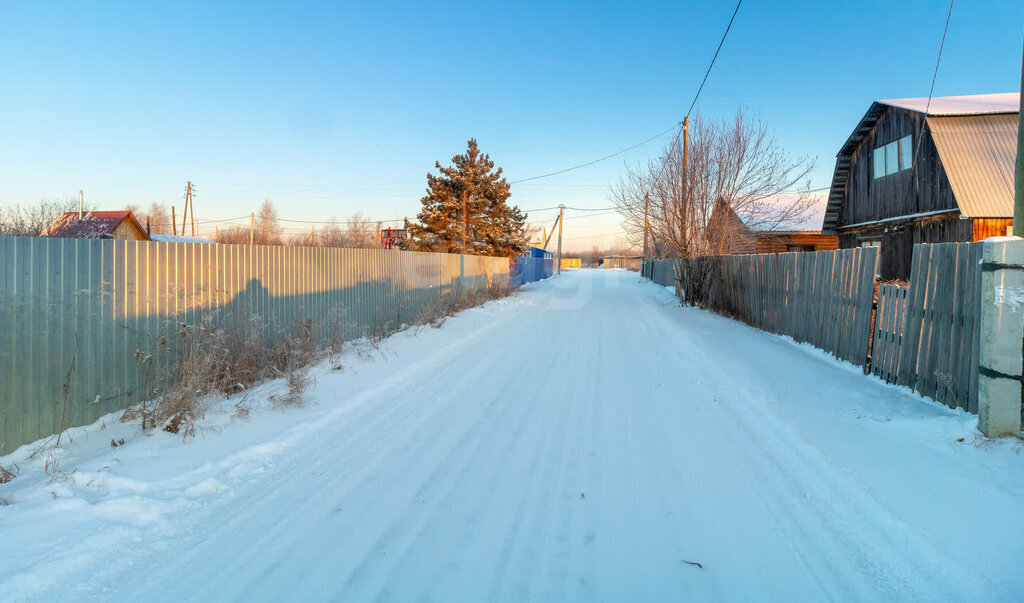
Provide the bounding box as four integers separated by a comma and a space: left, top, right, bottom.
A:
149, 234, 216, 244
879, 93, 1019, 116
41, 210, 143, 238
736, 192, 829, 232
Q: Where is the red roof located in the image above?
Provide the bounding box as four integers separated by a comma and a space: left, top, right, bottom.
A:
41, 210, 147, 239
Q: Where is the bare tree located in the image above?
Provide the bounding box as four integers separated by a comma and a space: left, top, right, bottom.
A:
126, 202, 172, 235
254, 199, 282, 246
308, 213, 380, 249
216, 226, 250, 245
612, 109, 815, 302
340, 212, 379, 248
0, 198, 92, 236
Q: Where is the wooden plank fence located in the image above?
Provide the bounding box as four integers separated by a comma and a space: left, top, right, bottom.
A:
871, 242, 982, 413
674, 247, 879, 368
643, 242, 993, 415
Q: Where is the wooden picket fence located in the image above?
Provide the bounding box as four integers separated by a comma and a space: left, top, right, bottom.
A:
871, 242, 982, 412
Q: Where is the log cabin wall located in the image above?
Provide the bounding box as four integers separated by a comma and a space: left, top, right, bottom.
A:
754, 233, 838, 254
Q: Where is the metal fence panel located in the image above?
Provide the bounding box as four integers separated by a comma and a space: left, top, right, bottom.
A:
0, 236, 511, 454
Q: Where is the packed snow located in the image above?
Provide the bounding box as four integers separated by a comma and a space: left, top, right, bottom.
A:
1, 270, 1022, 601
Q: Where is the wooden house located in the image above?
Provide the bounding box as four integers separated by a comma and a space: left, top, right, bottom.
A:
822, 93, 1019, 280
707, 199, 838, 256
41, 210, 149, 241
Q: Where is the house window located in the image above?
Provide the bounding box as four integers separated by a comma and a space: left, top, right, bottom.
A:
872, 135, 913, 179
899, 135, 912, 170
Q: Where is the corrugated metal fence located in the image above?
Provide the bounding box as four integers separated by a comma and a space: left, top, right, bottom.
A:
602, 258, 641, 270
0, 236, 510, 454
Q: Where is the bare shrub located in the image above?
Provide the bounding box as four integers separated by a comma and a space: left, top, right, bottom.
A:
270, 320, 319, 376
0, 463, 18, 484
277, 368, 313, 407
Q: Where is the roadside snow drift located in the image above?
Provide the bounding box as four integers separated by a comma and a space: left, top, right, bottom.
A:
2, 270, 1022, 601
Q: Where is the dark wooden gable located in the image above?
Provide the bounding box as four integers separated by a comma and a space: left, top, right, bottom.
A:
841, 106, 957, 228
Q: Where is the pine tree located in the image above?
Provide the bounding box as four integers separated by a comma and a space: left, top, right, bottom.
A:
405, 139, 528, 257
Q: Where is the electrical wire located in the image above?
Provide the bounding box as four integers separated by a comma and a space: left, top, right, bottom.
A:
685, 0, 742, 119
508, 0, 743, 186
509, 125, 681, 185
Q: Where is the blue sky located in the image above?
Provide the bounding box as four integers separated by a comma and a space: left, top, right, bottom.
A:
1, 0, 1021, 249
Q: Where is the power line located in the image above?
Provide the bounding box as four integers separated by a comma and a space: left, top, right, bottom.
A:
908, 0, 954, 195
509, 1, 743, 186
509, 125, 681, 185
685, 0, 742, 118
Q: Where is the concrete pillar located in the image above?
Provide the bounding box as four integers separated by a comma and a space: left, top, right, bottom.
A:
978, 237, 1024, 438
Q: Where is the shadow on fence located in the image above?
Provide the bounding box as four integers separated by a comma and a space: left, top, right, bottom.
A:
0, 236, 509, 455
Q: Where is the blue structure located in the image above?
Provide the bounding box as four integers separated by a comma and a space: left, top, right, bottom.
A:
511, 247, 554, 286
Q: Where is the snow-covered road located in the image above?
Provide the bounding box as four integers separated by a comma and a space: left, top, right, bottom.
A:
2, 269, 1023, 601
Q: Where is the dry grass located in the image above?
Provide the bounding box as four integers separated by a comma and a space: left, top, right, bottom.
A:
416, 284, 514, 329
0, 462, 18, 484
126, 283, 511, 437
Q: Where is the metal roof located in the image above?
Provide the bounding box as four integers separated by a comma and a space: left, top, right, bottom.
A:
41, 210, 146, 239
927, 113, 1018, 218
823, 93, 1020, 233
879, 93, 1019, 116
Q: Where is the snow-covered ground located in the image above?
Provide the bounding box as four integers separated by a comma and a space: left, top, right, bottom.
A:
2, 270, 1022, 601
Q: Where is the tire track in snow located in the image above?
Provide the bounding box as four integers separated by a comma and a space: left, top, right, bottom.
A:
122, 304, 528, 602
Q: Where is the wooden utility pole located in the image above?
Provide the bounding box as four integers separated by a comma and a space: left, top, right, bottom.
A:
172, 205, 177, 236
181, 181, 193, 237
556, 205, 564, 275
1014, 39, 1024, 233
643, 191, 650, 260
188, 182, 195, 237
461, 189, 468, 255
250, 212, 255, 245
683, 116, 689, 196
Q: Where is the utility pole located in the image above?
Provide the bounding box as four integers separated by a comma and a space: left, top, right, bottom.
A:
643, 191, 650, 260
556, 204, 564, 275
78, 190, 84, 220
172, 205, 177, 236
181, 181, 192, 237
461, 189, 468, 255
188, 182, 195, 237
250, 212, 255, 245
683, 115, 689, 198
1014, 38, 1024, 234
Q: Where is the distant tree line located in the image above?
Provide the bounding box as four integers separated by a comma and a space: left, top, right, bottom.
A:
0, 198, 93, 236
3, 140, 530, 257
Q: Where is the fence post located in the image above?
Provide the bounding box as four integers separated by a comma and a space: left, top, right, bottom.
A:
977, 237, 1024, 438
